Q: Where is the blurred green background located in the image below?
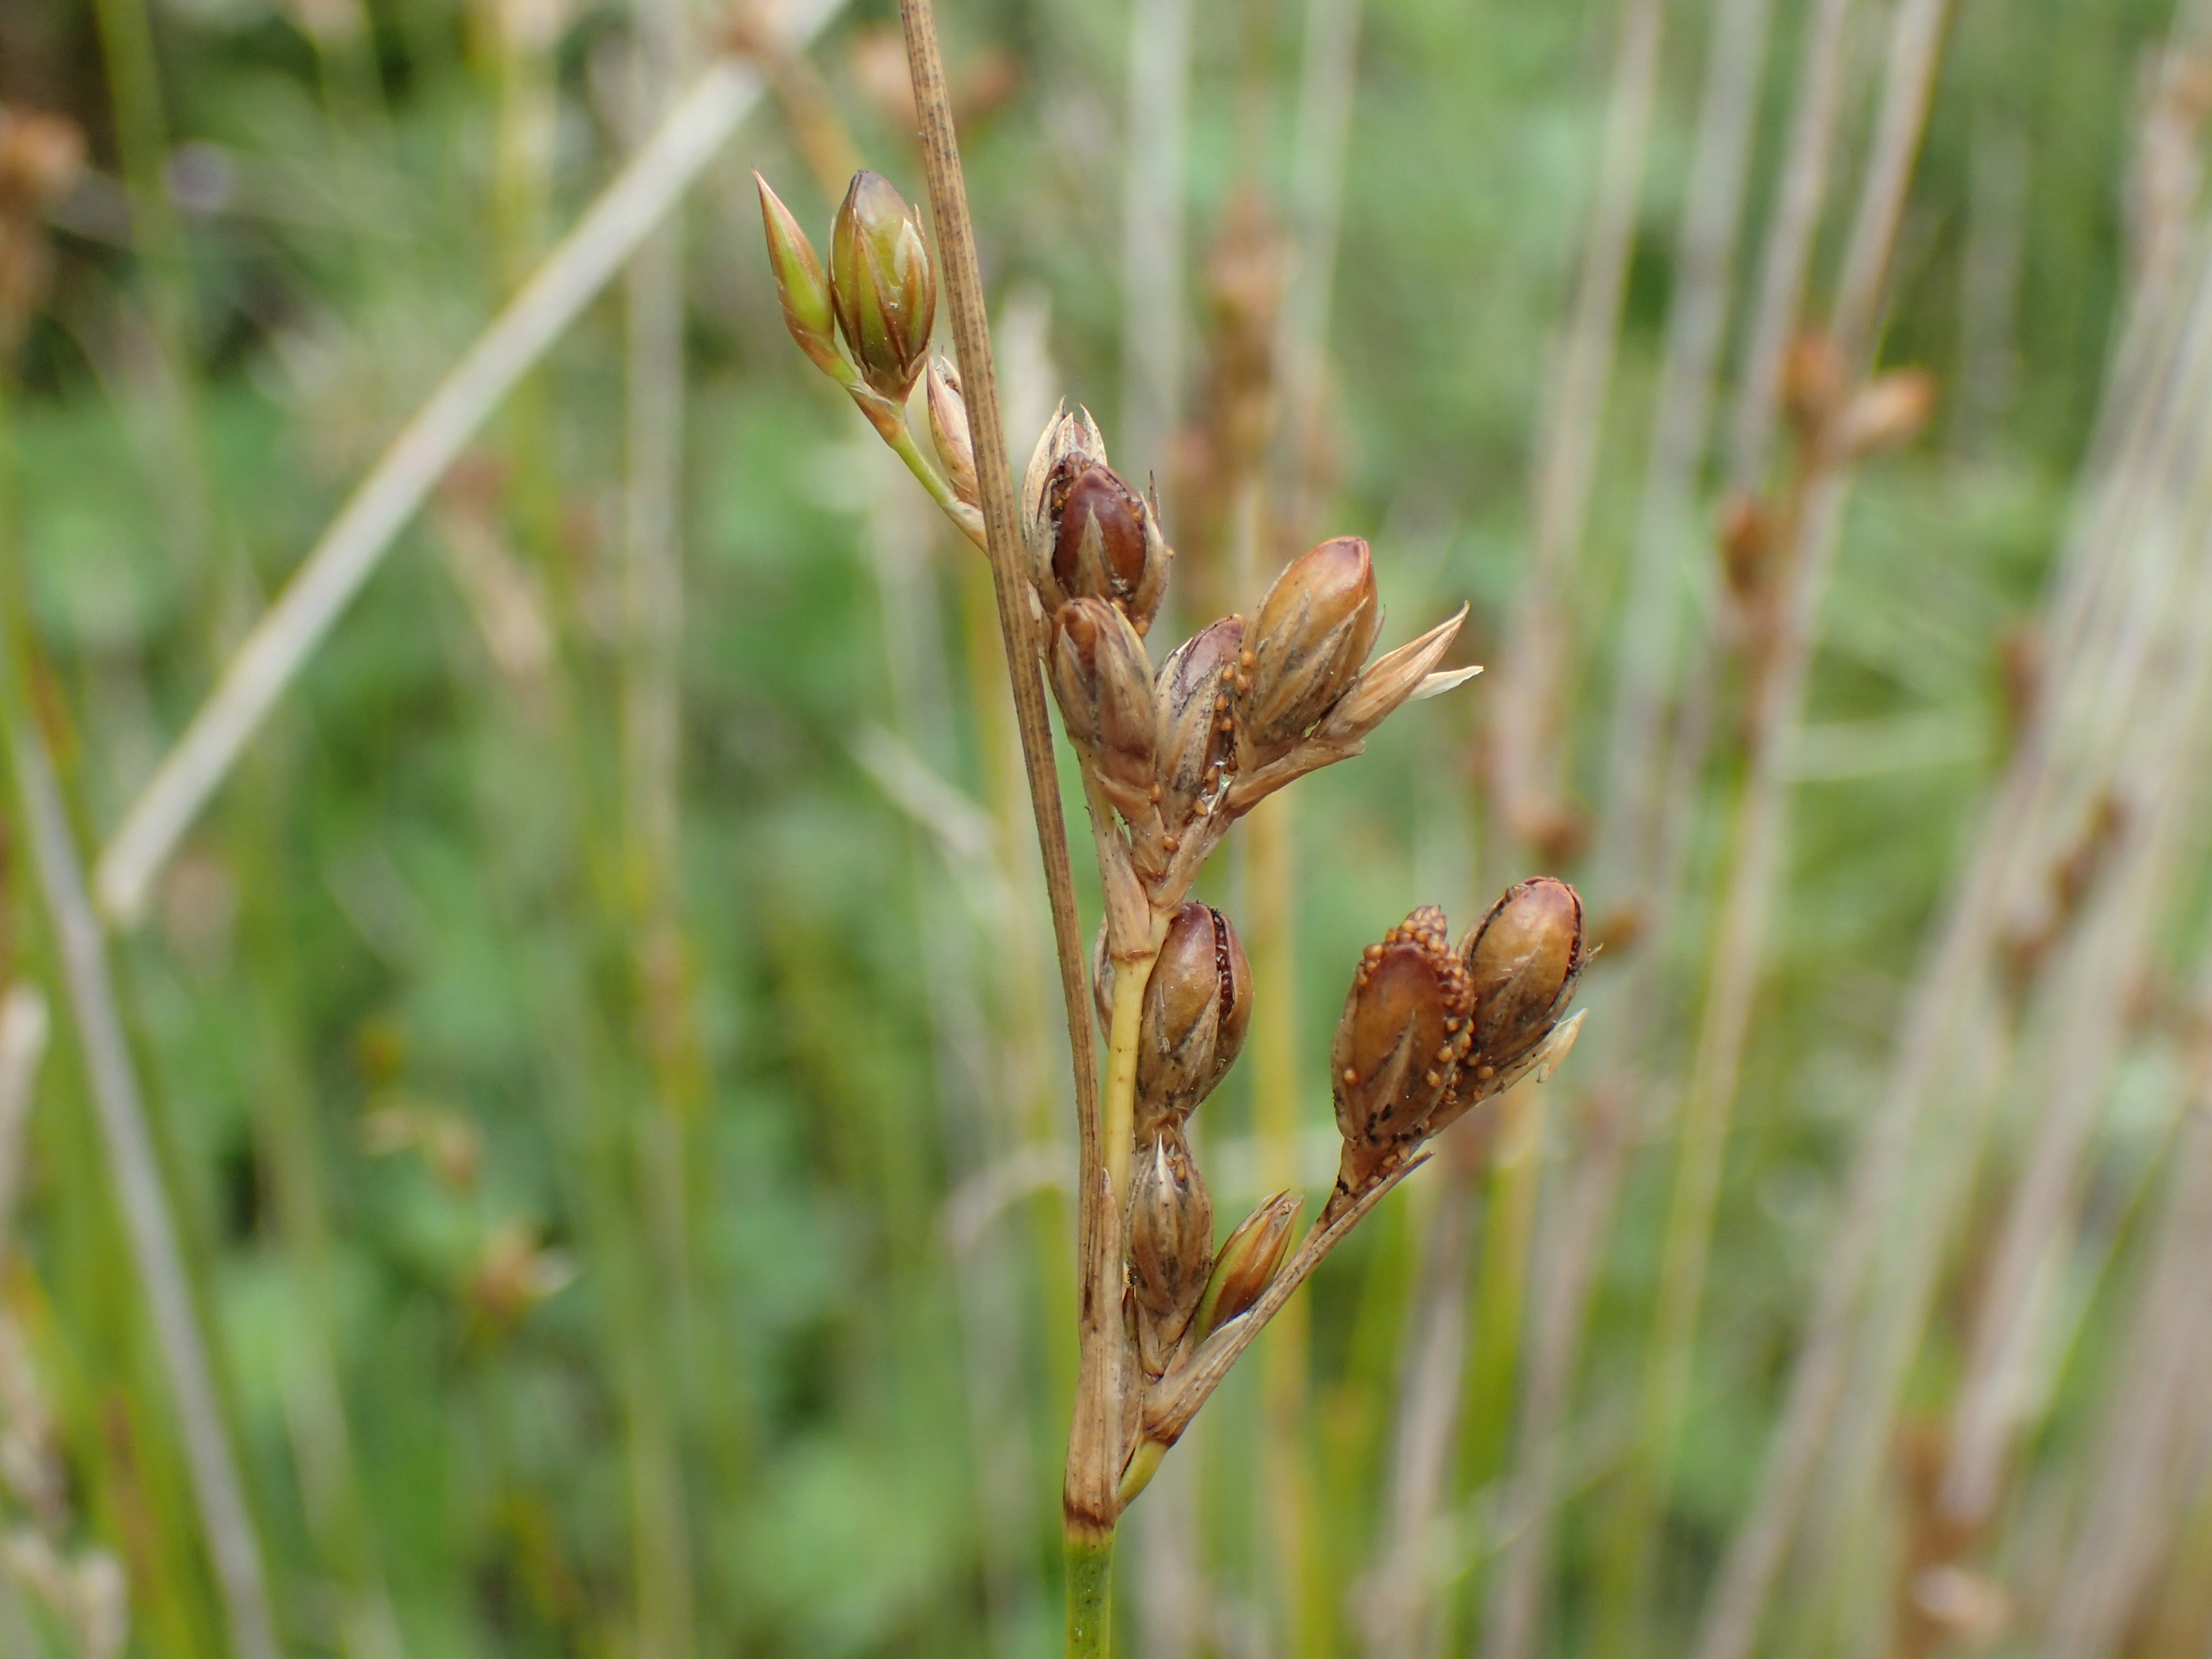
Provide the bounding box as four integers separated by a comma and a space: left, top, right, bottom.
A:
3, 0, 2211, 1653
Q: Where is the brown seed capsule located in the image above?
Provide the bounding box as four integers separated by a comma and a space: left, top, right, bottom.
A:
1127, 1129, 1214, 1371
753, 172, 842, 378
1154, 615, 1245, 832
1047, 598, 1157, 819
1135, 901, 1253, 1134
1459, 877, 1586, 1073
1194, 1190, 1301, 1340
925, 356, 979, 506
1329, 906, 1472, 1190
1022, 406, 1109, 587
1239, 536, 1381, 762
829, 170, 936, 401
1032, 460, 1170, 635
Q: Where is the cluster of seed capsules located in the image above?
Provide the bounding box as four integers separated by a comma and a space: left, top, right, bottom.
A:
754, 161, 1592, 1477
1020, 408, 1592, 1413
1100, 884, 1589, 1398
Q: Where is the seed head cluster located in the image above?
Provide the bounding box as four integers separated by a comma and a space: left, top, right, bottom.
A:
755, 162, 1591, 1510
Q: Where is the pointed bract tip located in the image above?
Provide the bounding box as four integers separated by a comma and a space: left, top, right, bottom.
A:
755, 171, 841, 377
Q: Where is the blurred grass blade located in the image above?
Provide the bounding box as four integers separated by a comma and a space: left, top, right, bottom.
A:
0, 982, 50, 1244
2036, 1087, 2212, 1658
1487, 0, 1659, 854
1616, 0, 1962, 1646
3, 706, 281, 1659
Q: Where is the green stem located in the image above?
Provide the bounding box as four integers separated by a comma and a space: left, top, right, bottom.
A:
1065, 1526, 1116, 1658
880, 410, 985, 543
826, 362, 986, 545
1100, 923, 1162, 1207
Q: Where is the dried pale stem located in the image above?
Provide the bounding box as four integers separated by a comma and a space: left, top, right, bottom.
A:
1694, 187, 2212, 1659
1119, 0, 1194, 471
1482, 1082, 1635, 1659
2031, 1093, 2212, 1659
2, 711, 281, 1659
891, 0, 1119, 1600
0, 984, 49, 1253
1933, 461, 2212, 1547
1721, 0, 1856, 493
1597, 0, 1774, 878
1490, 0, 1661, 849
1615, 0, 1958, 1647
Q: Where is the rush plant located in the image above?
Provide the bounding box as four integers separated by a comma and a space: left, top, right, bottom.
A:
756, 74, 1588, 1656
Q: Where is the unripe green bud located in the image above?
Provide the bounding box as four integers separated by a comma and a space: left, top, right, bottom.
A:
1330, 906, 1472, 1192
1135, 901, 1253, 1134
1194, 1190, 1300, 1339
1237, 536, 1381, 762
1047, 598, 1157, 821
829, 170, 936, 401
1154, 615, 1244, 833
754, 171, 841, 377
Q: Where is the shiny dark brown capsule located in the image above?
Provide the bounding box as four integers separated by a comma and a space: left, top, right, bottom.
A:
1043, 460, 1170, 634
1022, 408, 1106, 592
1135, 901, 1253, 1133
1238, 536, 1381, 761
1459, 877, 1585, 1074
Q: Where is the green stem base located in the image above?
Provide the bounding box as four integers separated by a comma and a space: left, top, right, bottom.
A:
1065, 1526, 1116, 1659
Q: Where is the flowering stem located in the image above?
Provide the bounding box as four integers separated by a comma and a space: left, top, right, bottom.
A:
1101, 905, 1171, 1208
1065, 1526, 1115, 1658
892, 0, 1123, 1620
